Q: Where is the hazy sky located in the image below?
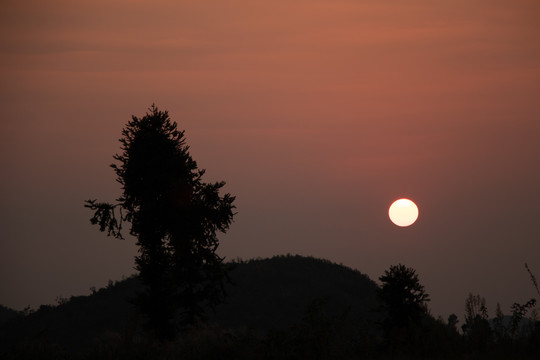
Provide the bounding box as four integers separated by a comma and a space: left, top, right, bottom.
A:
1, 0, 539, 320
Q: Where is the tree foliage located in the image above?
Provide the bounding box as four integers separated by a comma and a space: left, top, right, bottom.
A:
377, 264, 431, 355
378, 264, 430, 329
463, 293, 488, 326
462, 293, 492, 351
85, 105, 235, 339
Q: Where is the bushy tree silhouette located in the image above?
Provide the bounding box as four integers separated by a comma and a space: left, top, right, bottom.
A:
378, 264, 430, 353
379, 264, 430, 329
85, 105, 235, 339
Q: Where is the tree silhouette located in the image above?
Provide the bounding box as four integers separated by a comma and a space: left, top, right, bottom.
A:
378, 264, 430, 354
379, 264, 430, 329
85, 105, 235, 339
462, 293, 491, 351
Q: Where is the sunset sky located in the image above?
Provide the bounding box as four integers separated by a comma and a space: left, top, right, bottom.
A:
1, 0, 540, 320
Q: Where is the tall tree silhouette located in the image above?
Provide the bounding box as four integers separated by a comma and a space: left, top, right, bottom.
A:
379, 264, 430, 330
85, 105, 235, 339
378, 264, 430, 354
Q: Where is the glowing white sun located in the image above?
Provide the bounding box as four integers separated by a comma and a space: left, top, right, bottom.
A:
388, 198, 419, 227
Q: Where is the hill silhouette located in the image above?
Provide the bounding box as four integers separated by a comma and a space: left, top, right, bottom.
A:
0, 305, 18, 326
215, 255, 379, 331
0, 255, 379, 355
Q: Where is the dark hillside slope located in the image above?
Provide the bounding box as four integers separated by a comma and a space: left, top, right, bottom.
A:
215, 255, 379, 331
0, 305, 18, 326
0, 255, 379, 353
0, 277, 139, 352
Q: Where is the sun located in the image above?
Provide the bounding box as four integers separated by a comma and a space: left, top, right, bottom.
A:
388, 198, 419, 227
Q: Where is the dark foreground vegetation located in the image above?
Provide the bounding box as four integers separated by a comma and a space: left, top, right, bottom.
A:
1, 255, 539, 359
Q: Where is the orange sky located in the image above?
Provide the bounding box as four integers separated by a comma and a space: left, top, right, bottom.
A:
1, 0, 540, 319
